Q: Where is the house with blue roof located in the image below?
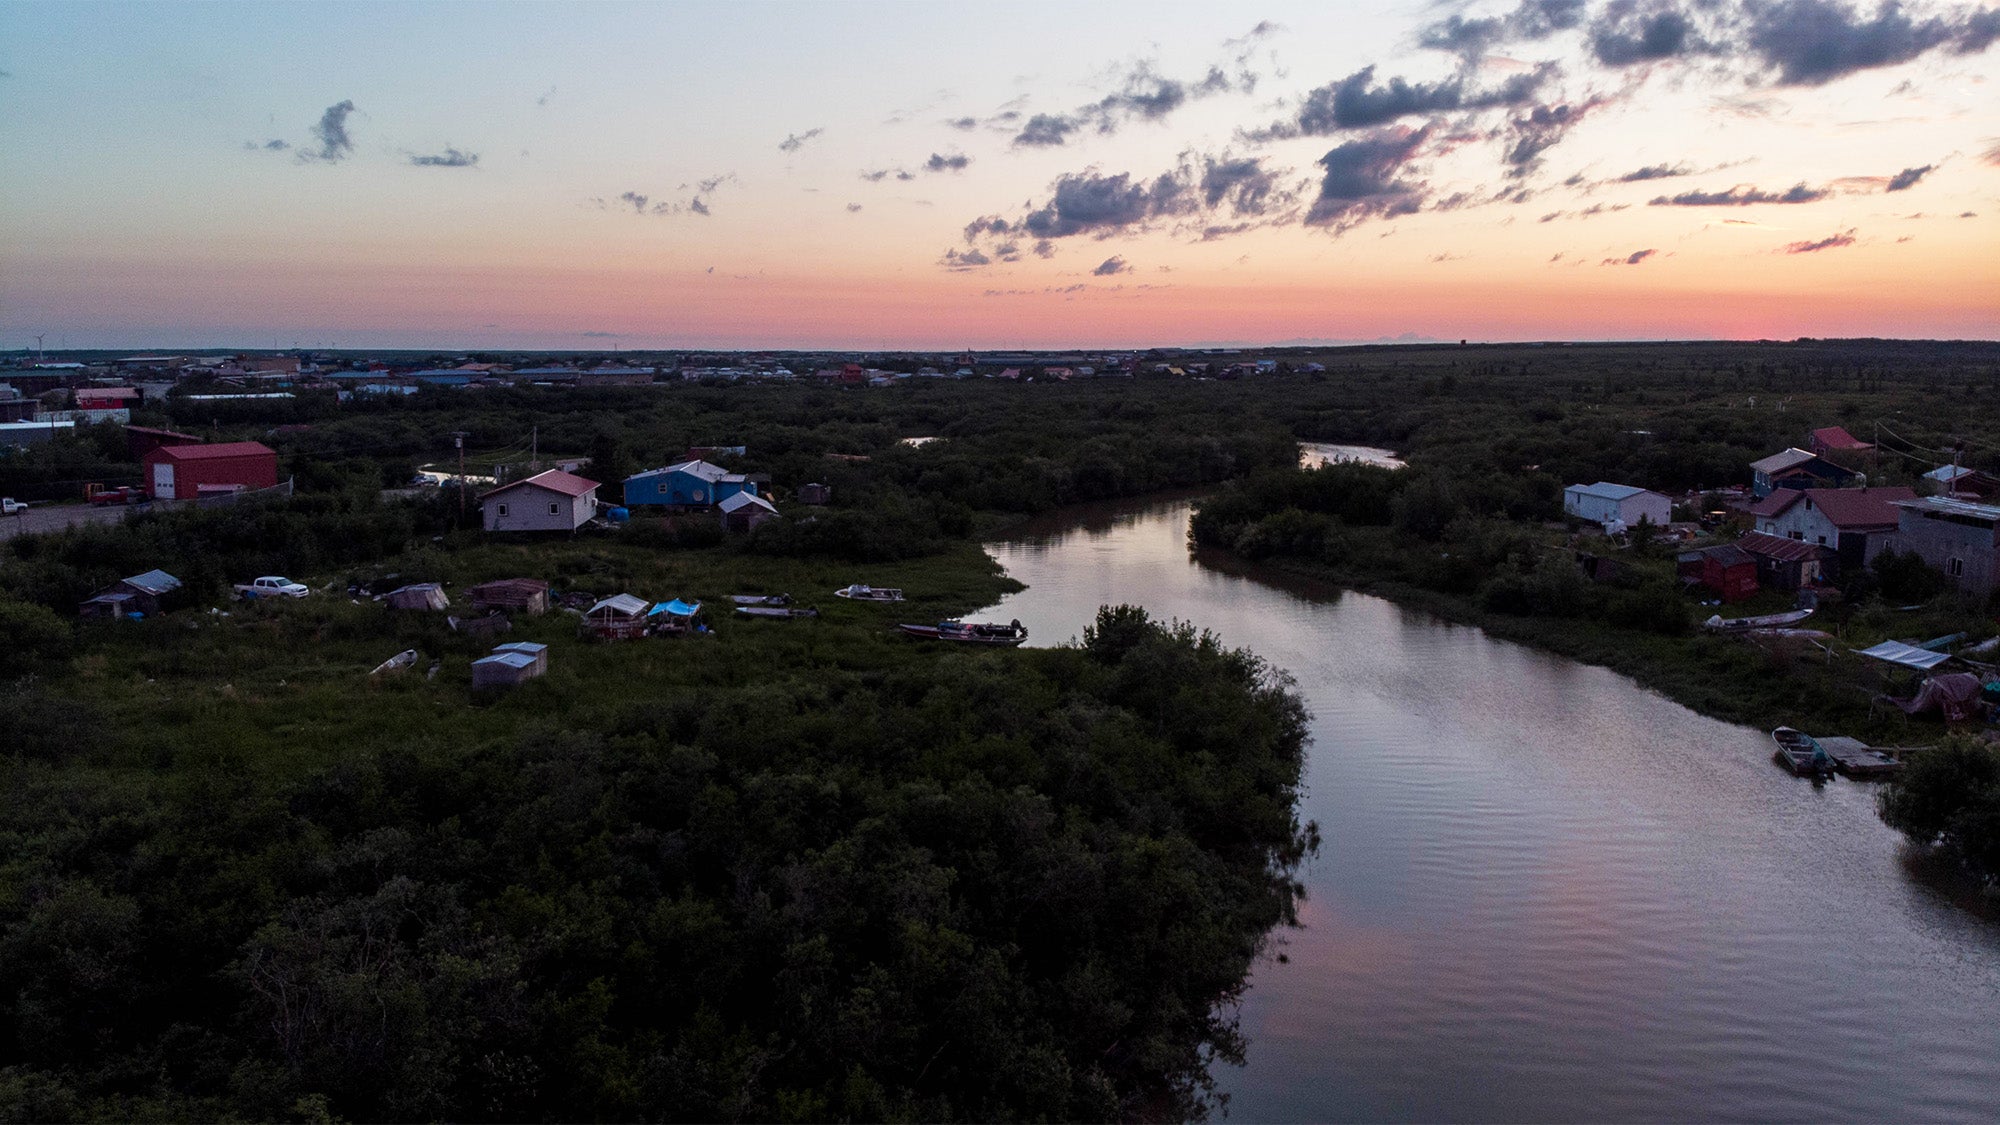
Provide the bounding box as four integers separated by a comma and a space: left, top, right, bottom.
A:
623, 459, 757, 508
1563, 481, 1671, 532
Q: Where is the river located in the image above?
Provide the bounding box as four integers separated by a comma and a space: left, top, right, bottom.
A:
979, 482, 2000, 1122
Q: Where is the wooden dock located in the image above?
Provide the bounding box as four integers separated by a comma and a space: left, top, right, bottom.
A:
1814, 736, 1905, 779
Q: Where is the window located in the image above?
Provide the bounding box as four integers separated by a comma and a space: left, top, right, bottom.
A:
498, 503, 509, 517
549, 502, 560, 515
1789, 531, 1803, 540
658, 482, 668, 494
1949, 557, 1965, 578
1816, 536, 1826, 545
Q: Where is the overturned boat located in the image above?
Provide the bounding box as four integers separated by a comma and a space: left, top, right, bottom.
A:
897, 619, 1028, 646
835, 584, 904, 601
729, 593, 792, 606
735, 605, 819, 619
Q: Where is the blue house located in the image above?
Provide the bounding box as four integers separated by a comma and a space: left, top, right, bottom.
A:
623, 459, 757, 508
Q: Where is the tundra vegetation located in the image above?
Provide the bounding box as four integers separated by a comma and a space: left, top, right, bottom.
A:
4, 338, 1999, 1115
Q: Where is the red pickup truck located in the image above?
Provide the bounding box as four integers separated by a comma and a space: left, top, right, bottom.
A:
89, 486, 141, 506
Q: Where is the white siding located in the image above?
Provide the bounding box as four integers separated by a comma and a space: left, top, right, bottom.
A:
483, 483, 596, 532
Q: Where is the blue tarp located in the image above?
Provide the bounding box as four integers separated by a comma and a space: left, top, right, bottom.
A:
652, 599, 701, 617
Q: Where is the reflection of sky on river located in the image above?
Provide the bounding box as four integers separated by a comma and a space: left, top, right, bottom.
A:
983, 499, 2000, 1122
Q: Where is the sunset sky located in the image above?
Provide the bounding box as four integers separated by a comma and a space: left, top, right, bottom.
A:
2, 0, 1996, 350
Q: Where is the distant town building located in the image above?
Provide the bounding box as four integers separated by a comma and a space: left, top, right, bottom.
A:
142, 441, 279, 500
1563, 481, 1672, 531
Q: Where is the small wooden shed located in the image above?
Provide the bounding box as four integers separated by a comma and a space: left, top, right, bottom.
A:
468, 578, 550, 614
384, 583, 450, 611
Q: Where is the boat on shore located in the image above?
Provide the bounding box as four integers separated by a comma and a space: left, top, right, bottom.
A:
835, 584, 904, 601
1771, 726, 1835, 778
897, 619, 1028, 646
736, 605, 818, 619
729, 593, 791, 607
1707, 607, 1815, 632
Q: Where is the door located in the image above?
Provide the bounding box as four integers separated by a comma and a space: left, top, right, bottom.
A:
152, 462, 174, 498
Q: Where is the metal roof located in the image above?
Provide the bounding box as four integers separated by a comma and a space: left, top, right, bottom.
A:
473, 652, 539, 670
1894, 495, 2000, 522
480, 468, 601, 500
1567, 481, 1656, 501
491, 641, 548, 655
151, 441, 275, 461
587, 593, 649, 617
1856, 640, 1952, 671
1750, 447, 1819, 474
718, 492, 777, 513
1736, 531, 1832, 563
122, 569, 183, 595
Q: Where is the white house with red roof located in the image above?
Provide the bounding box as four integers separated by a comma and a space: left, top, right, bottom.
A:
480, 469, 601, 532
1749, 485, 1914, 575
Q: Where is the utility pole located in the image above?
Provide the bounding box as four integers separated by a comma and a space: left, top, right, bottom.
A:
531, 425, 539, 472
452, 432, 469, 520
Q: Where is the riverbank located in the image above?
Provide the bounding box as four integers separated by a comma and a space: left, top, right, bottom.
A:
1186, 462, 1979, 745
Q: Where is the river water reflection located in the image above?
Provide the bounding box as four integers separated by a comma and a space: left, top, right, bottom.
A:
981, 495, 2000, 1122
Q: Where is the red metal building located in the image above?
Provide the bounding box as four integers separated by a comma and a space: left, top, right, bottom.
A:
142, 441, 279, 500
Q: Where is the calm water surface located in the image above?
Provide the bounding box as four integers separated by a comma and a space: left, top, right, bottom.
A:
981, 495, 2000, 1122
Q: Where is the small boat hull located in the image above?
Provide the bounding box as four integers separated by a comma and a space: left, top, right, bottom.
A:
835, 584, 904, 601
736, 606, 818, 619
897, 620, 1028, 646
1771, 726, 1834, 778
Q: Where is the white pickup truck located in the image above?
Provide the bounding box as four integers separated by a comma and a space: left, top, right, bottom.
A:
234, 576, 310, 599
1, 498, 25, 516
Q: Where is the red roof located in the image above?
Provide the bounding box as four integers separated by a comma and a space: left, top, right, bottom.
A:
1749, 489, 1805, 519
1737, 531, 1832, 564
1811, 426, 1872, 451
126, 425, 202, 442
152, 441, 275, 461
1801, 486, 1915, 530
480, 468, 601, 500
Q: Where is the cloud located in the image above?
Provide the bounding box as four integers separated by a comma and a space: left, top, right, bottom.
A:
1500, 97, 1606, 171
1198, 154, 1289, 214
1093, 255, 1133, 276
1618, 162, 1693, 181
1602, 248, 1658, 264
1589, 4, 1703, 66
301, 99, 356, 162
778, 127, 824, 153
1305, 125, 1433, 230
925, 151, 971, 172
1014, 112, 1081, 147
950, 152, 1293, 263
948, 116, 979, 130
1419, 0, 1587, 58
1783, 228, 1858, 252
579, 331, 617, 338
689, 196, 710, 216
1742, 0, 2000, 86
1885, 163, 1935, 191
1252, 63, 1553, 139
1019, 169, 1194, 238
245, 138, 290, 151
617, 191, 651, 214
1012, 57, 1249, 147
410, 147, 478, 168
941, 248, 992, 271
846, 202, 863, 212
536, 86, 556, 107
1984, 140, 2000, 166
1225, 19, 1284, 46
1649, 182, 1830, 205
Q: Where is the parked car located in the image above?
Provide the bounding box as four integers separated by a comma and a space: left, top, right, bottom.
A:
88, 486, 141, 506
1, 498, 25, 516
233, 576, 310, 599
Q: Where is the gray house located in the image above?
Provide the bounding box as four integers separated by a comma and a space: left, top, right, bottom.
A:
1874, 496, 2000, 598
480, 469, 601, 533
